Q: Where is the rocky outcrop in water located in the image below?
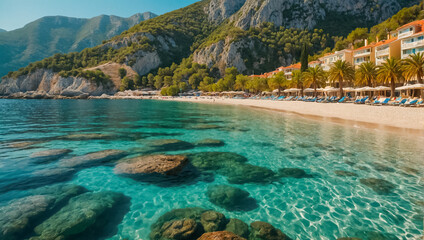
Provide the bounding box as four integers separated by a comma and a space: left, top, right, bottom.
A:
195, 139, 225, 147
207, 185, 257, 211
0, 184, 86, 240
59, 149, 127, 168
30, 149, 72, 164
31, 191, 129, 240
198, 231, 246, 240
150, 207, 291, 240
359, 178, 396, 195
115, 155, 188, 176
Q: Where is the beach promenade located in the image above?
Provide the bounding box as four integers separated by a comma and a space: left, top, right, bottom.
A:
159, 97, 424, 134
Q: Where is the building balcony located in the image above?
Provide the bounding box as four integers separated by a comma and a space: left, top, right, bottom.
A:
401, 40, 424, 50
375, 48, 390, 57
398, 31, 414, 39
354, 51, 371, 58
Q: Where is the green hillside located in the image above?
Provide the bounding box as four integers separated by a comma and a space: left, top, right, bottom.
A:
4, 0, 423, 92
0, 12, 156, 77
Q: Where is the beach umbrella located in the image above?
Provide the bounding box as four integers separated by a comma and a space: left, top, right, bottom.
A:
342, 87, 355, 92
303, 88, 315, 93
406, 83, 424, 89
323, 87, 338, 92
375, 86, 391, 91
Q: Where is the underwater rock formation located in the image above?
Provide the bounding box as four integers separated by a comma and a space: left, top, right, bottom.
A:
30, 149, 72, 163
334, 170, 358, 177
207, 185, 258, 211
0, 184, 86, 240
149, 207, 291, 240
360, 178, 396, 195
32, 191, 129, 240
198, 231, 246, 240
115, 155, 188, 176
249, 221, 290, 240
195, 139, 225, 147
278, 168, 313, 178
59, 149, 126, 168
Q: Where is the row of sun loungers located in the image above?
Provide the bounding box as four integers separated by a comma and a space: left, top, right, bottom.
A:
244, 95, 424, 107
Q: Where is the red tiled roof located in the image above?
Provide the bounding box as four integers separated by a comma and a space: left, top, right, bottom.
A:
374, 37, 398, 47
354, 43, 376, 51
397, 20, 424, 31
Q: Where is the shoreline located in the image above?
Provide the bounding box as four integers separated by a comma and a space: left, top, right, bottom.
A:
158, 97, 424, 136
1, 96, 423, 136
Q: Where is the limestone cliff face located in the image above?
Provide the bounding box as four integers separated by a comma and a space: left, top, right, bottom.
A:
102, 32, 175, 76
0, 69, 115, 97
205, 0, 418, 30
193, 37, 293, 75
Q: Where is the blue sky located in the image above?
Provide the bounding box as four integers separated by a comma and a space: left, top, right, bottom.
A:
0, 0, 200, 31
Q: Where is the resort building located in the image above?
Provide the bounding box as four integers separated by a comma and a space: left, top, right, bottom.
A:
319, 50, 353, 71
398, 20, 424, 59
374, 37, 400, 65
280, 63, 301, 80
353, 40, 375, 68
308, 60, 321, 68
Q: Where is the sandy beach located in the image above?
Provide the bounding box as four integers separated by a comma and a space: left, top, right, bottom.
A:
158, 97, 424, 135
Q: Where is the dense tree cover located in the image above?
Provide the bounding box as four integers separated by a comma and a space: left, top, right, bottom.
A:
200, 22, 333, 74
334, 2, 424, 50
5, 0, 214, 80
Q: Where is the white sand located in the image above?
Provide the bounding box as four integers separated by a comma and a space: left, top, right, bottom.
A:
159, 97, 424, 134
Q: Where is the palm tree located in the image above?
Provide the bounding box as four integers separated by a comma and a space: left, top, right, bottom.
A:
303, 66, 325, 97
291, 70, 304, 96
377, 58, 403, 97
267, 72, 287, 96
355, 61, 377, 87
402, 52, 424, 84
328, 60, 355, 98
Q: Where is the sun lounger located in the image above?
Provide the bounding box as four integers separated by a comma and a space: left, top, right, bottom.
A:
402, 99, 418, 107
338, 96, 346, 103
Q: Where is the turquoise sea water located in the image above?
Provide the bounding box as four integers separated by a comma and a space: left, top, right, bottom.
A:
0, 99, 423, 240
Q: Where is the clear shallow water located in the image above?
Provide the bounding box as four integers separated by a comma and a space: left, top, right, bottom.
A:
0, 99, 423, 240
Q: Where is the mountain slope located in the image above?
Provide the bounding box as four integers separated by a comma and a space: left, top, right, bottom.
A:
0, 12, 156, 76
1, 0, 421, 97
0, 29, 6, 33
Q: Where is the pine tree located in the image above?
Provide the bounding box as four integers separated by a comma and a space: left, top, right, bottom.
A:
300, 43, 309, 73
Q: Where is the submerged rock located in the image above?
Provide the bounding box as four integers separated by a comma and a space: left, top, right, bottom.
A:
150, 208, 207, 240
207, 185, 257, 211
8, 140, 45, 149
190, 124, 222, 130
146, 139, 195, 152
201, 211, 227, 232
334, 170, 358, 177
225, 219, 249, 238
160, 219, 202, 240
59, 133, 115, 141
32, 191, 129, 240
59, 149, 126, 168
249, 221, 290, 240
195, 139, 225, 147
187, 152, 247, 171
278, 168, 312, 178
337, 238, 362, 240
30, 149, 72, 163
0, 184, 86, 240
198, 231, 246, 240
373, 163, 395, 173
186, 152, 276, 184
360, 178, 396, 195
222, 164, 277, 184
0, 168, 77, 194
0, 195, 55, 240
115, 155, 188, 176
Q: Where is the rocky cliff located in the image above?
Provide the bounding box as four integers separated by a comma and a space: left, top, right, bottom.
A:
0, 69, 116, 98
1, 0, 421, 96
205, 0, 418, 31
